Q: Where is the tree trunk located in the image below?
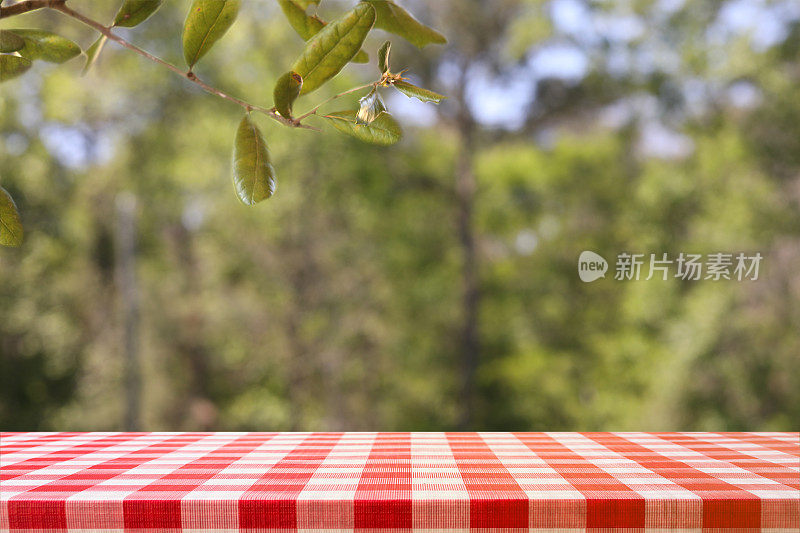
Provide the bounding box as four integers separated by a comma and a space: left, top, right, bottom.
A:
455, 94, 480, 430
115, 192, 141, 431
170, 222, 217, 431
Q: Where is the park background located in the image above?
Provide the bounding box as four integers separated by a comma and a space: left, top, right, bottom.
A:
1, 0, 798, 432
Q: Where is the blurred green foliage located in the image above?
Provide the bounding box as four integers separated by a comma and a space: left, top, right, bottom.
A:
1, 0, 798, 431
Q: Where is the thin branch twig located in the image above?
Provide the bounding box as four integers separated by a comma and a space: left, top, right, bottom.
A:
6, 1, 377, 131
48, 2, 319, 130
0, 0, 60, 19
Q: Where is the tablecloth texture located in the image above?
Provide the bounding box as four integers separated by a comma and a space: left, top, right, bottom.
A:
1, 432, 798, 532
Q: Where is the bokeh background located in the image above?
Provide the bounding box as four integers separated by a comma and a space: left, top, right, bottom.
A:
1, 0, 799, 432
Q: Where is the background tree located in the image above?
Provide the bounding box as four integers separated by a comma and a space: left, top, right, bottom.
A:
1, 0, 798, 431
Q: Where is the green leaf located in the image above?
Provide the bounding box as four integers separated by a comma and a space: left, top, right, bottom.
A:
363, 0, 446, 48
393, 80, 446, 104
278, 0, 369, 63
291, 3, 376, 95
378, 40, 391, 74
113, 0, 163, 28
0, 54, 32, 82
182, 0, 241, 69
0, 186, 23, 247
278, 0, 325, 40
273, 71, 303, 119
324, 110, 402, 146
10, 30, 81, 63
232, 114, 276, 205
82, 35, 107, 76
0, 30, 25, 53
295, 0, 320, 9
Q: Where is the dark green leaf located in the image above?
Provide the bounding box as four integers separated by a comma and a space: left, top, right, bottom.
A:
324, 110, 402, 146
113, 0, 163, 28
182, 0, 241, 69
82, 35, 107, 76
0, 30, 25, 53
278, 0, 369, 63
363, 0, 446, 48
393, 80, 446, 104
356, 87, 386, 125
10, 30, 81, 63
378, 40, 391, 74
278, 0, 325, 40
0, 54, 32, 82
274, 71, 303, 119
0, 186, 23, 247
291, 3, 376, 95
232, 114, 276, 205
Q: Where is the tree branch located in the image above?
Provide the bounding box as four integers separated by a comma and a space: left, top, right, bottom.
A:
47, 2, 318, 130
0, 0, 62, 19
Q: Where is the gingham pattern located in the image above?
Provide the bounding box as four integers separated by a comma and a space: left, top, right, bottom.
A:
0, 432, 797, 532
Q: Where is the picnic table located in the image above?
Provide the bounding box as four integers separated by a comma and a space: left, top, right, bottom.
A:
1, 432, 798, 531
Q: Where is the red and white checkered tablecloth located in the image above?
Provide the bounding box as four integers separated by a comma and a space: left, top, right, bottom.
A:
1, 432, 797, 532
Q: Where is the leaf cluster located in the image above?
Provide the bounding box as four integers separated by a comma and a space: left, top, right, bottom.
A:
0, 0, 449, 244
